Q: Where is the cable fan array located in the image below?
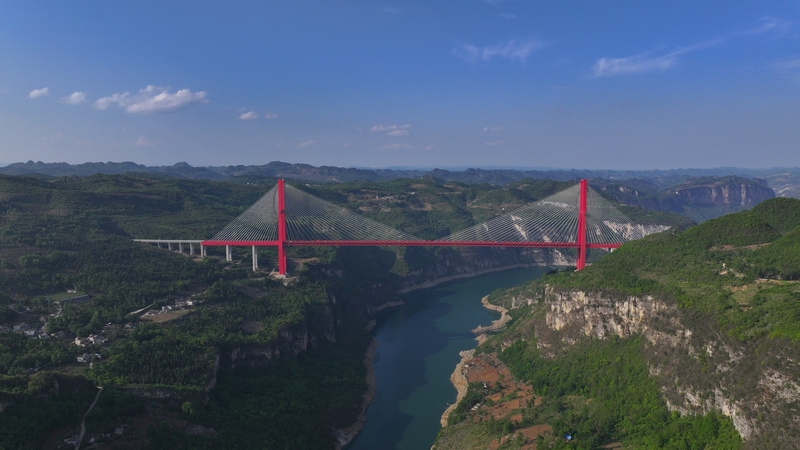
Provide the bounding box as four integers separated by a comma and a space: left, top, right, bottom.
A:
585, 188, 648, 244
438, 184, 582, 243
207, 181, 650, 246
283, 184, 421, 242
438, 184, 646, 245
208, 185, 279, 241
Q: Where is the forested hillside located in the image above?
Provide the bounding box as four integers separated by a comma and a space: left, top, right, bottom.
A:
0, 173, 691, 448
435, 197, 800, 449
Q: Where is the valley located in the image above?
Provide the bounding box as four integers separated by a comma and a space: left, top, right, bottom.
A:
0, 169, 795, 449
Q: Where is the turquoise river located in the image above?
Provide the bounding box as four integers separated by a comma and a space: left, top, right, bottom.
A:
346, 266, 553, 450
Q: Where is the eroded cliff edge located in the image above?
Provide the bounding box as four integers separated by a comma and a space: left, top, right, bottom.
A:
485, 285, 800, 448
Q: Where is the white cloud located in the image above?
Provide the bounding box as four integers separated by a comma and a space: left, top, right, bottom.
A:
745, 16, 793, 35
371, 124, 411, 132
485, 140, 506, 146
483, 126, 505, 132
499, 13, 517, 19
264, 112, 278, 119
593, 53, 678, 77
452, 39, 546, 63
93, 85, 207, 114
135, 136, 154, 146
592, 18, 790, 78
29, 87, 49, 98
297, 140, 317, 148
371, 124, 412, 136
239, 111, 259, 120
592, 38, 724, 77
60, 92, 87, 105
379, 144, 413, 150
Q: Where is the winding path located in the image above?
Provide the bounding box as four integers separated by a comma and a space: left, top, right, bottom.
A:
75, 386, 103, 450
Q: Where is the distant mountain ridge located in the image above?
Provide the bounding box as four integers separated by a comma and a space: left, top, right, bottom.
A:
3, 160, 799, 189
0, 161, 790, 222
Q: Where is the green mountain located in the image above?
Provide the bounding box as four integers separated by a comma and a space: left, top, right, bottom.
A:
0, 173, 689, 449
435, 197, 800, 449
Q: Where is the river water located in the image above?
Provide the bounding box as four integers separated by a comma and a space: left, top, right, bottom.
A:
346, 266, 553, 450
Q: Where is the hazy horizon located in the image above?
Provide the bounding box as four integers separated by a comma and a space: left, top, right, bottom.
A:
3, 159, 800, 174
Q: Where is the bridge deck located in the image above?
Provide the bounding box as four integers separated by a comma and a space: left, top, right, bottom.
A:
201, 240, 621, 249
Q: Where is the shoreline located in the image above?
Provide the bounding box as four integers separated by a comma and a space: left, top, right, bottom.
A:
440, 349, 474, 427
373, 300, 405, 312
334, 337, 378, 450
345, 263, 551, 446
396, 263, 547, 295
440, 293, 513, 427
472, 296, 511, 345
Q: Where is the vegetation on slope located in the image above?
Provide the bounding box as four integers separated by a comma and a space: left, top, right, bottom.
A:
0, 173, 694, 448
437, 197, 800, 449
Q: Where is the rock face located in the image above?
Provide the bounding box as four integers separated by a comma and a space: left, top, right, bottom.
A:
668, 181, 774, 208
503, 286, 800, 447
544, 288, 669, 339
602, 176, 776, 220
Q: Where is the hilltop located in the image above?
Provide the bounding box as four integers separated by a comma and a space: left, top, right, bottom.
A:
435, 197, 800, 449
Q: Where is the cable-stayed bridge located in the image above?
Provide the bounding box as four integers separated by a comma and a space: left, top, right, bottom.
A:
194, 179, 655, 275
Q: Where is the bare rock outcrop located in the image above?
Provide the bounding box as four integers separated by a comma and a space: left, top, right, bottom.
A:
509, 286, 800, 445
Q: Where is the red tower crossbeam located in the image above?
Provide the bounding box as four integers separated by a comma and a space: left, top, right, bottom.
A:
201, 179, 620, 275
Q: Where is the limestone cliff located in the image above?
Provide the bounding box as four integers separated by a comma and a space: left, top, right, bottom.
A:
601, 176, 775, 221
493, 286, 800, 448
668, 179, 774, 208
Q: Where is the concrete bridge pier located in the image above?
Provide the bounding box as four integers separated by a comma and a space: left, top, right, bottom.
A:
189, 243, 195, 256
252, 246, 258, 271
179, 243, 184, 253
225, 245, 232, 262
201, 245, 207, 257
168, 242, 174, 251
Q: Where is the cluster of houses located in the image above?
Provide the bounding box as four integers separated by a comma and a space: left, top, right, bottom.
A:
0, 322, 49, 339
141, 298, 198, 317
76, 353, 101, 364
74, 333, 107, 347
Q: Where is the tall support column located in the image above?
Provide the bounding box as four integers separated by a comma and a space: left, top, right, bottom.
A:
189, 243, 195, 256
225, 245, 232, 262
168, 242, 173, 251
252, 245, 258, 271
577, 179, 588, 270
179, 242, 184, 254
277, 179, 287, 275
201, 245, 206, 257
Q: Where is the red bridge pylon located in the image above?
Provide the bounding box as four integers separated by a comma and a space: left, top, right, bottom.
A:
202, 178, 648, 275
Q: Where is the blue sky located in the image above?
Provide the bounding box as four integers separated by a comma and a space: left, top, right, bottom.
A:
1, 1, 799, 169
